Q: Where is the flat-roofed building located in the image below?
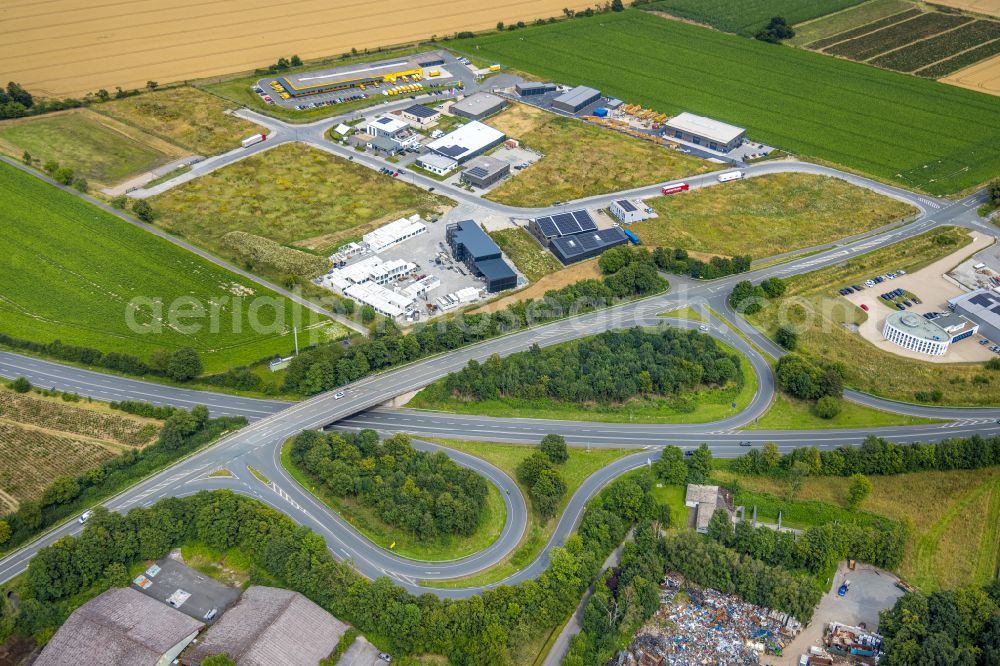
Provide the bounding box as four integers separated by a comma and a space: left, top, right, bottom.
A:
516, 81, 557, 96
446, 220, 517, 292
610, 199, 651, 224
185, 586, 348, 666
450, 92, 507, 120
460, 155, 510, 188
35, 588, 203, 666
344, 281, 414, 318
664, 112, 746, 153
320, 257, 415, 292
551, 85, 601, 113
949, 288, 1000, 343
402, 103, 440, 126
365, 114, 409, 138
416, 153, 458, 175
882, 311, 977, 356
428, 121, 506, 163
528, 209, 598, 246
363, 215, 427, 252
550, 227, 628, 265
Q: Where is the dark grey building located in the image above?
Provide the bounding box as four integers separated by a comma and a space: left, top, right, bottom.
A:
450, 92, 508, 121
949, 288, 1000, 344
528, 209, 598, 247
550, 227, 628, 265
551, 85, 601, 114
446, 220, 517, 292
516, 81, 557, 96
460, 155, 510, 188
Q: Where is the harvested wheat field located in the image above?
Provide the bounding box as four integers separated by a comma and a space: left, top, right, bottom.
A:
4, 0, 597, 97
941, 52, 1000, 96
925, 0, 1000, 17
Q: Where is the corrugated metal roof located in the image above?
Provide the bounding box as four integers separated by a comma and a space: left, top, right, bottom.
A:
552, 85, 600, 108
665, 112, 745, 144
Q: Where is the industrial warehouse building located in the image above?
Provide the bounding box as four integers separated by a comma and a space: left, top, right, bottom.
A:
446, 220, 517, 292
664, 112, 746, 153
450, 92, 508, 120
949, 288, 1000, 343
272, 52, 441, 98
364, 215, 427, 252
460, 155, 510, 188
882, 311, 978, 356
416, 153, 458, 175
344, 281, 414, 318
610, 199, 652, 224
402, 103, 440, 126
185, 587, 349, 666
321, 256, 416, 291
550, 228, 629, 264
516, 81, 557, 96
428, 121, 506, 163
529, 209, 599, 246
552, 85, 601, 113
35, 588, 203, 666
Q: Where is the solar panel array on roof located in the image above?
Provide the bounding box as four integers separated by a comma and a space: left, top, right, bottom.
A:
616, 199, 637, 212
467, 166, 488, 178
437, 145, 465, 157
550, 227, 628, 264
533, 209, 596, 238
404, 104, 438, 118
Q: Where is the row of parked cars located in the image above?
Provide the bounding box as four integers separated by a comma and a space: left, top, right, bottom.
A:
881, 288, 921, 311
838, 284, 864, 295
293, 93, 370, 110
978, 339, 1000, 354
865, 270, 905, 287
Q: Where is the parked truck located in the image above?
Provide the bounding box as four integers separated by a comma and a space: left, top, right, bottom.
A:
717, 170, 744, 183
623, 229, 640, 245
662, 182, 690, 195
241, 133, 267, 148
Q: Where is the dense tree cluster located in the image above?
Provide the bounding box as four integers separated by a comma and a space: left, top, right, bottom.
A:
439, 328, 742, 406
281, 256, 666, 396
733, 435, 1000, 478
0, 82, 85, 120
728, 278, 785, 315
880, 581, 1000, 665
0, 406, 242, 553
653, 247, 752, 280
516, 435, 571, 519
775, 353, 844, 400
989, 180, 1000, 208
290, 430, 487, 539
653, 444, 713, 485
10, 472, 660, 664
755, 17, 795, 43
707, 509, 906, 573
659, 530, 822, 622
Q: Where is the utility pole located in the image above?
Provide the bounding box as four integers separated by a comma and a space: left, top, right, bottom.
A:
293, 325, 299, 355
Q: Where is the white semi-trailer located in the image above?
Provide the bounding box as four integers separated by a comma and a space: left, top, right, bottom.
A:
241, 133, 267, 148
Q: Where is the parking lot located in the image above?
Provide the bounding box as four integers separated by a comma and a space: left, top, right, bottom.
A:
131, 556, 240, 624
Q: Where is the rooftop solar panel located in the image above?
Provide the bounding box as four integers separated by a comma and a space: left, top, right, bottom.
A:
438, 145, 464, 157
971, 294, 994, 307
468, 167, 488, 178
572, 209, 597, 231
616, 200, 637, 212
535, 218, 559, 237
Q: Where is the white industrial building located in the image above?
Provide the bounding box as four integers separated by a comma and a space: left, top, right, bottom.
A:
403, 275, 441, 299
664, 112, 746, 153
427, 121, 506, 163
363, 215, 427, 252
416, 153, 459, 175
882, 311, 978, 356
321, 256, 414, 291
365, 114, 409, 138
344, 281, 414, 318
610, 199, 652, 224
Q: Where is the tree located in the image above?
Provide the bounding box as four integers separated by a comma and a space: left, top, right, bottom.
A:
132, 199, 155, 222
291, 55, 302, 66
687, 443, 712, 484
787, 460, 810, 499
540, 434, 568, 464
728, 280, 765, 315
775, 325, 798, 350
146, 80, 159, 91
158, 410, 200, 449
41, 477, 80, 507
71, 175, 88, 192
755, 16, 795, 43
761, 277, 786, 298
706, 507, 733, 544
531, 469, 567, 519
11, 376, 31, 393
814, 395, 842, 419
988, 179, 1000, 207
202, 656, 237, 666
166, 347, 202, 382
0, 520, 10, 545
654, 446, 688, 484
95, 88, 111, 101
360, 304, 376, 324
496, 21, 505, 30
611, 0, 625, 11
53, 166, 75, 186
110, 195, 128, 209
22, 150, 31, 164
517, 451, 553, 486
847, 473, 872, 510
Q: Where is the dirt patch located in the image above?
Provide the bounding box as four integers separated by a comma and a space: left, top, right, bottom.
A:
941, 51, 1000, 95
471, 258, 602, 313
4, 0, 600, 97
842, 231, 996, 363
485, 103, 553, 137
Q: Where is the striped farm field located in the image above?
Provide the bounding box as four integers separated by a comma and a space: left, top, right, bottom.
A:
870, 19, 1000, 72
824, 12, 973, 61
0, 160, 341, 374
640, 0, 867, 36
452, 10, 1000, 194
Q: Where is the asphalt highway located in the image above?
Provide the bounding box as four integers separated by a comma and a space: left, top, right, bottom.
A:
1, 105, 998, 597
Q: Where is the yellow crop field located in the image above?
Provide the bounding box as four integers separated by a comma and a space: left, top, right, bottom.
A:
926, 0, 1000, 17
941, 52, 1000, 96
4, 0, 596, 97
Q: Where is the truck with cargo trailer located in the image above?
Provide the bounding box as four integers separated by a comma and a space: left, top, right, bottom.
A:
662, 182, 690, 195
241, 133, 267, 148
717, 171, 744, 183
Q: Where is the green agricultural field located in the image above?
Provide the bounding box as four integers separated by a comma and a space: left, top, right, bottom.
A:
484, 103, 712, 207
632, 173, 916, 257
451, 11, 1000, 195
870, 19, 1000, 73
489, 228, 563, 282
0, 161, 342, 373
748, 227, 1000, 406
0, 110, 184, 185
642, 0, 866, 36
151, 143, 452, 272
95, 86, 264, 155
790, 0, 914, 47
803, 6, 921, 50
918, 38, 1000, 77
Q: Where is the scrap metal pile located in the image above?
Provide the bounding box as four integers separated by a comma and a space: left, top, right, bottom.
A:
615, 573, 799, 666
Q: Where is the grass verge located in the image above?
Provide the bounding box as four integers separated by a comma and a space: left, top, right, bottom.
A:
746, 391, 942, 429
280, 438, 507, 561
416, 438, 632, 588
